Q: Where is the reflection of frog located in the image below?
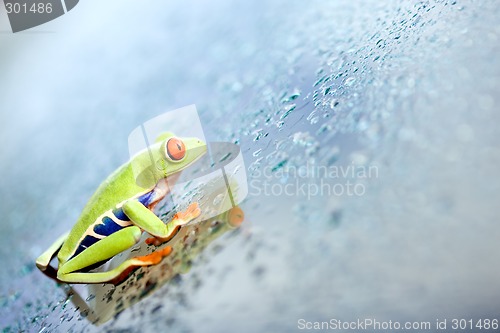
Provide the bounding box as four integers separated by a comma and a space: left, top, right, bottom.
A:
36, 133, 207, 284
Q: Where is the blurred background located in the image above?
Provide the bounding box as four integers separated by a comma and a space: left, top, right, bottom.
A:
0, 0, 499, 332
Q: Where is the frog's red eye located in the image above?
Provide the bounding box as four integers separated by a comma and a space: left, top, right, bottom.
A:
166, 137, 186, 161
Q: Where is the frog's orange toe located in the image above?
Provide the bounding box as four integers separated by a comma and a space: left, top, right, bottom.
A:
157, 246, 172, 257
174, 202, 201, 221
135, 246, 172, 265
228, 207, 244, 227
146, 237, 162, 246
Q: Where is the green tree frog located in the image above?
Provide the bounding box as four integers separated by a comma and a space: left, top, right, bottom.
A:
36, 132, 207, 284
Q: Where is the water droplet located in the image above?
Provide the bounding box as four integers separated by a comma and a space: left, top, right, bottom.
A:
275, 139, 288, 150
317, 123, 331, 134
280, 104, 296, 120
19, 263, 34, 277
307, 110, 317, 121
62, 296, 71, 310
330, 99, 339, 109
281, 89, 301, 103
265, 150, 278, 162
232, 165, 241, 175
231, 81, 243, 92
306, 145, 319, 156
184, 230, 198, 246
314, 75, 327, 87
213, 194, 224, 206
344, 77, 356, 86
271, 159, 288, 172
248, 157, 263, 172
288, 89, 301, 100
253, 130, 263, 141
183, 180, 193, 190
350, 151, 368, 165
219, 152, 232, 162
292, 132, 315, 147
8, 292, 20, 302
326, 146, 341, 166
328, 209, 343, 228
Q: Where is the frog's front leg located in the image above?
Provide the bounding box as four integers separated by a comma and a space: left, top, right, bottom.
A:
123, 200, 201, 244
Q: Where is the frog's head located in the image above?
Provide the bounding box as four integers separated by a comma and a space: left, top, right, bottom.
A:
132, 132, 207, 189
152, 132, 207, 179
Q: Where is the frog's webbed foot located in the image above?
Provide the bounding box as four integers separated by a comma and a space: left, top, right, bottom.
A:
106, 246, 173, 285
145, 237, 165, 247
172, 202, 201, 224
146, 202, 201, 246
133, 245, 172, 264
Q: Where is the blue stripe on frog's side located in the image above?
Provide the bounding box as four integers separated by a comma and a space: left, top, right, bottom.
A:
80, 235, 100, 248
71, 235, 100, 259
137, 190, 155, 207
69, 189, 157, 261
112, 190, 154, 222
112, 207, 128, 221
94, 216, 123, 236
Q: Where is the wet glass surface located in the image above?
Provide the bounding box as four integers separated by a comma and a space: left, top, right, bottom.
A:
0, 0, 499, 332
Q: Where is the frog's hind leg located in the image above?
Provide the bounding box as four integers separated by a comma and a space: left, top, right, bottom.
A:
56, 226, 172, 284
60, 246, 172, 285
36, 231, 70, 280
